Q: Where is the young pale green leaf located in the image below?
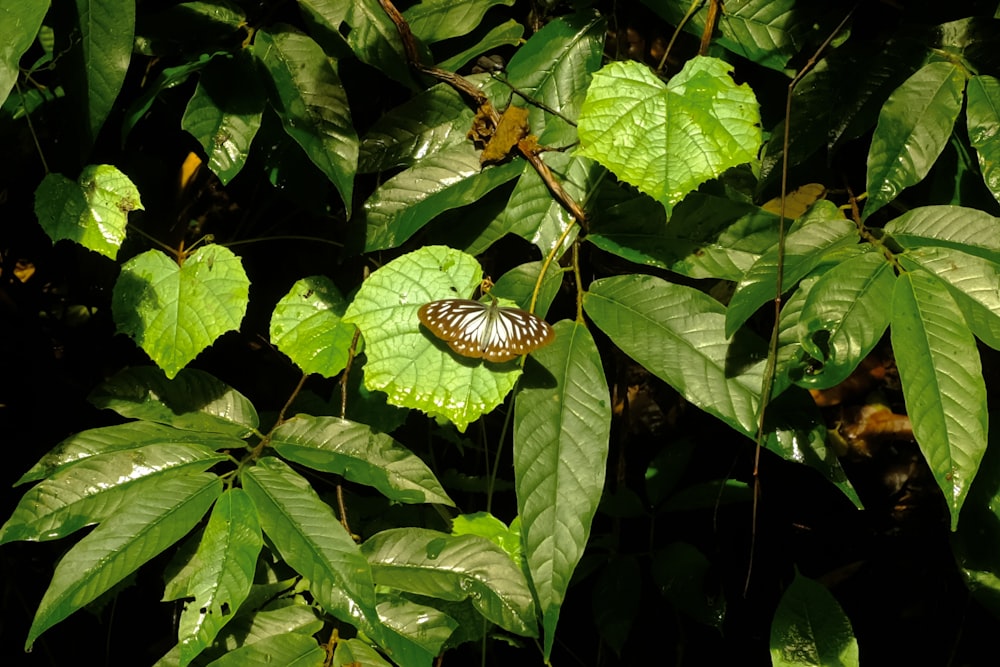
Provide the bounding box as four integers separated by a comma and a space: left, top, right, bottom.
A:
1, 443, 225, 545
89, 367, 259, 437
865, 61, 966, 219
588, 190, 781, 281
270, 276, 357, 378
15, 421, 241, 486
358, 83, 474, 173
182, 53, 264, 185
436, 19, 524, 72
577, 57, 762, 216
342, 246, 521, 432
584, 274, 762, 437
452, 512, 521, 564
375, 596, 457, 664
362, 142, 523, 251
796, 250, 896, 389
333, 638, 393, 667
26, 473, 222, 650
404, 0, 514, 44
198, 632, 325, 667
57, 0, 134, 147
492, 153, 603, 256
891, 271, 988, 530
884, 205, 1000, 260
361, 527, 537, 637
112, 245, 250, 379
34, 165, 144, 259
0, 0, 48, 106
966, 75, 1000, 207
254, 28, 357, 214
503, 12, 606, 145
271, 415, 454, 506
770, 572, 859, 667
726, 216, 857, 337
514, 321, 610, 660
174, 489, 262, 667
901, 245, 1000, 350
242, 458, 387, 650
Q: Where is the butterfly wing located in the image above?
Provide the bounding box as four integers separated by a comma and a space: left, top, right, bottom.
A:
419, 298, 555, 362
481, 306, 555, 362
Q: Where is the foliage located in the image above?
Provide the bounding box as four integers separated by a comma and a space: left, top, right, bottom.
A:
3, 0, 1000, 665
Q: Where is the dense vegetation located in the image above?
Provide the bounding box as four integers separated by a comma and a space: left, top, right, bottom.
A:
3, 0, 1000, 665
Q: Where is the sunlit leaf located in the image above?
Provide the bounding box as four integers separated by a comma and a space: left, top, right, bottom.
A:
270, 276, 357, 378
770, 571, 858, 667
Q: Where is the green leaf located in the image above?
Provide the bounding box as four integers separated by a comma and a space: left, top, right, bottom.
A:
0, 0, 49, 107
14, 421, 242, 486
25, 473, 222, 650
891, 271, 988, 529
1, 441, 225, 544
342, 246, 522, 432
200, 632, 325, 667
966, 74, 1000, 207
651, 542, 725, 628
451, 512, 521, 564
374, 596, 456, 665
89, 366, 259, 437
242, 458, 385, 648
173, 489, 262, 667
491, 260, 563, 319
182, 53, 264, 185
591, 555, 641, 653
56, 0, 134, 149
503, 12, 606, 145
333, 638, 393, 667
358, 82, 473, 173
588, 190, 781, 281
577, 57, 762, 216
584, 274, 762, 437
726, 215, 857, 337
901, 245, 1000, 350
493, 153, 604, 256
34, 165, 144, 259
770, 571, 859, 667
404, 0, 514, 44
271, 415, 454, 506
865, 61, 967, 219
270, 276, 357, 378
111, 245, 250, 379
361, 527, 537, 637
514, 321, 610, 659
122, 52, 220, 142
795, 250, 896, 389
362, 142, 523, 251
344, 0, 418, 87
254, 28, 358, 215
884, 205, 1000, 261
436, 19, 524, 72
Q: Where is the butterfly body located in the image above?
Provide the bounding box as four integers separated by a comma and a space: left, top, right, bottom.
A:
418, 298, 554, 362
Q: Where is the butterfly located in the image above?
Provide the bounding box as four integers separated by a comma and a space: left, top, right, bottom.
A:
418, 297, 555, 363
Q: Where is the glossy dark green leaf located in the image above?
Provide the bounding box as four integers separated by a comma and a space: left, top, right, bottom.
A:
436, 19, 524, 72
89, 367, 259, 437
182, 53, 264, 185
770, 571, 858, 666
865, 61, 966, 219
255, 28, 357, 214
884, 205, 1000, 261
26, 473, 222, 650
651, 542, 725, 628
404, 0, 514, 44
584, 274, 763, 437
966, 75, 1000, 206
891, 271, 988, 530
271, 415, 453, 506
0, 0, 49, 106
726, 214, 857, 337
362, 527, 537, 637
514, 321, 610, 659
